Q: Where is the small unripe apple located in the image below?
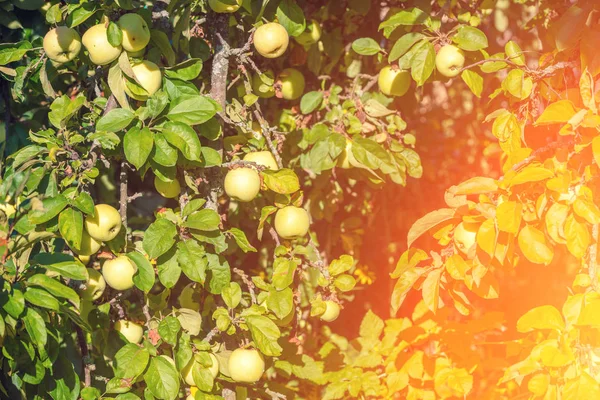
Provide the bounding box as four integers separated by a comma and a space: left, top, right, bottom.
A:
125, 60, 162, 101
117, 14, 151, 52
278, 68, 305, 100
102, 256, 136, 291
82, 24, 122, 66
378, 66, 411, 97
320, 300, 340, 322
114, 320, 144, 343
274, 206, 310, 239
72, 230, 102, 256
85, 204, 122, 242
253, 23, 289, 59
435, 45, 465, 78
208, 0, 242, 13
228, 348, 265, 383
243, 151, 279, 170
252, 70, 275, 98
453, 222, 478, 254
43, 27, 82, 63
81, 268, 106, 301
295, 20, 322, 46
154, 176, 181, 199
224, 168, 261, 202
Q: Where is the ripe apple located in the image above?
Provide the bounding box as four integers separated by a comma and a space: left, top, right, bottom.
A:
72, 230, 102, 256
435, 45, 465, 78
43, 27, 82, 63
224, 168, 261, 202
82, 24, 122, 66
78, 255, 91, 265
243, 151, 278, 170
295, 20, 322, 46
85, 204, 122, 242
102, 256, 136, 291
228, 348, 265, 383
208, 0, 242, 13
114, 320, 144, 343
117, 14, 150, 52
11, 0, 44, 10
274, 206, 310, 239
154, 176, 181, 198
378, 66, 411, 97
182, 354, 219, 385
320, 300, 340, 322
125, 60, 162, 100
81, 268, 106, 301
252, 70, 275, 98
453, 222, 478, 254
278, 68, 305, 100
253, 23, 289, 59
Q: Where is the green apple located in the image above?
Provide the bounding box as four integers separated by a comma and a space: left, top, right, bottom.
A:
320, 300, 340, 322
453, 222, 478, 254
78, 255, 91, 265
253, 23, 289, 59
114, 320, 144, 343
252, 70, 275, 98
243, 151, 278, 170
102, 256, 136, 291
117, 14, 150, 52
72, 230, 102, 256
85, 204, 122, 242
278, 68, 305, 100
182, 354, 219, 385
43, 27, 82, 63
295, 20, 322, 46
208, 0, 242, 13
81, 268, 106, 301
378, 65, 411, 97
435, 45, 465, 78
82, 24, 122, 66
274, 206, 310, 239
228, 348, 265, 383
154, 176, 181, 199
125, 60, 162, 100
11, 0, 44, 10
224, 168, 261, 202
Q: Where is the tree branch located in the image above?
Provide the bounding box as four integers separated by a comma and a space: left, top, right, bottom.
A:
233, 267, 257, 304
119, 161, 128, 244
75, 324, 94, 387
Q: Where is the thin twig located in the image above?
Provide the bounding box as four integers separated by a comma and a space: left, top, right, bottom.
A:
233, 268, 257, 304
265, 389, 287, 400
119, 161, 128, 244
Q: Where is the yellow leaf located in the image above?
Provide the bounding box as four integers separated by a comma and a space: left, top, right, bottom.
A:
593, 136, 600, 168
449, 177, 498, 196
562, 372, 600, 400
422, 268, 444, 313
476, 218, 497, 257
545, 202, 569, 244
496, 201, 523, 234
516, 305, 565, 332
534, 100, 577, 126
580, 68, 597, 113
565, 213, 591, 258
391, 268, 421, 315
540, 343, 574, 367
518, 225, 554, 265
391, 248, 429, 279
492, 111, 521, 142
509, 165, 554, 187
445, 254, 470, 280
562, 294, 584, 326
407, 208, 457, 248
576, 296, 600, 326
573, 198, 600, 224
434, 367, 473, 399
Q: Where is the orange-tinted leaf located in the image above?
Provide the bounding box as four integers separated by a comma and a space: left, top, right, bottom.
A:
496, 201, 523, 234
391, 268, 421, 315
509, 166, 554, 187
422, 268, 444, 313
516, 305, 564, 332
565, 213, 590, 258
407, 208, 457, 248
545, 202, 569, 244
391, 248, 429, 279
562, 372, 600, 400
476, 218, 497, 257
449, 177, 498, 196
518, 225, 554, 265
534, 100, 577, 126
573, 198, 600, 224
445, 254, 469, 280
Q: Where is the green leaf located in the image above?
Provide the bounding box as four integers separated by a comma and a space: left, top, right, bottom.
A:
0, 41, 32, 66
58, 208, 83, 249
23, 308, 47, 348
351, 38, 381, 55
184, 209, 221, 231
164, 58, 203, 81
73, 192, 95, 215
146, 91, 169, 119
114, 344, 150, 379
262, 169, 300, 194
167, 95, 220, 125
246, 315, 283, 356
452, 25, 488, 51
143, 218, 178, 259
66, 2, 97, 27
379, 8, 428, 37
276, 0, 306, 37
32, 253, 89, 280
3, 289, 25, 318
267, 287, 294, 319
143, 356, 180, 400
191, 362, 215, 392
328, 255, 354, 276
158, 316, 181, 346
461, 69, 483, 97
105, 377, 131, 394
272, 257, 297, 290
206, 253, 230, 294
410, 40, 435, 86
177, 240, 207, 283
157, 249, 181, 289
359, 310, 384, 340
46, 4, 63, 24
389, 33, 425, 62
221, 282, 242, 309
124, 127, 154, 170
228, 227, 257, 253
502, 69, 533, 100
152, 132, 178, 167
300, 91, 324, 114
176, 308, 202, 336
127, 252, 156, 293
182, 198, 207, 218
29, 195, 68, 224
27, 274, 79, 305
97, 108, 135, 133
150, 30, 176, 67
505, 41, 525, 66
108, 61, 130, 110
163, 122, 201, 161
334, 274, 356, 292
107, 21, 123, 47
81, 387, 101, 400
25, 288, 60, 311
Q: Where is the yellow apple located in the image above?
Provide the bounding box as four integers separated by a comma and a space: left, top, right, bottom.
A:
82, 24, 122, 66
187, 387, 198, 400
117, 14, 150, 52
208, 0, 242, 13
78, 255, 91, 265
125, 60, 162, 100
278, 68, 305, 100
182, 354, 219, 385
81, 268, 106, 301
274, 206, 310, 239
114, 320, 144, 343
337, 139, 354, 169
43, 27, 82, 63
85, 204, 122, 242
253, 23, 289, 59
102, 256, 136, 291
435, 45, 465, 78
243, 151, 278, 170
72, 230, 102, 256
154, 176, 181, 199
252, 70, 275, 98
320, 300, 340, 322
228, 348, 265, 383
295, 20, 322, 46
224, 168, 261, 202
453, 222, 478, 254
378, 66, 411, 97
